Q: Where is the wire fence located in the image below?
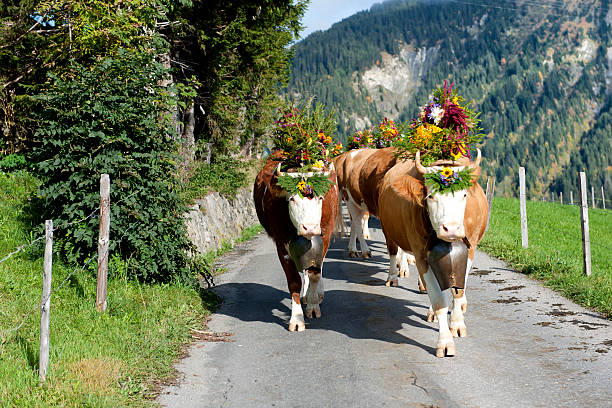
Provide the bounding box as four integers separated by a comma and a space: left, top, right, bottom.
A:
0, 181, 146, 341
487, 169, 610, 276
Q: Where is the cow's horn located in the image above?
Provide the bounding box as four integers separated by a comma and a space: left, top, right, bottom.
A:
415, 150, 428, 175
468, 148, 482, 170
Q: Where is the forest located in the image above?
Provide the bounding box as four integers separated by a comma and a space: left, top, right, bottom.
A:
288, 0, 612, 200
0, 0, 306, 281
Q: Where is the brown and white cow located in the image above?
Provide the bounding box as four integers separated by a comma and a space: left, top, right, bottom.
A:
333, 149, 378, 258
378, 149, 488, 357
253, 154, 338, 332
358, 147, 417, 285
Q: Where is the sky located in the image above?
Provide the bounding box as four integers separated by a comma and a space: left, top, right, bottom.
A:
299, 0, 384, 39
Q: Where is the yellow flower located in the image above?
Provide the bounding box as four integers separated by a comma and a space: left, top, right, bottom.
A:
313, 160, 324, 169
287, 137, 293, 143
441, 167, 453, 178
452, 97, 458, 104
297, 180, 306, 192
318, 132, 326, 140
450, 143, 466, 160
428, 125, 442, 134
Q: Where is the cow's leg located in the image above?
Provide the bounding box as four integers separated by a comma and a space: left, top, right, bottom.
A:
346, 196, 371, 258
277, 244, 305, 332
385, 241, 399, 287
397, 248, 415, 278
335, 198, 348, 238
450, 288, 467, 337
362, 211, 371, 239
304, 268, 322, 319
422, 265, 455, 357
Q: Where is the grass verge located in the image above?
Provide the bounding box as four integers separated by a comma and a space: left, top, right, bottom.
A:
0, 170, 260, 407
480, 197, 611, 318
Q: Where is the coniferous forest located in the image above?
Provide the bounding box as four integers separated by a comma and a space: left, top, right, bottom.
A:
288, 0, 612, 199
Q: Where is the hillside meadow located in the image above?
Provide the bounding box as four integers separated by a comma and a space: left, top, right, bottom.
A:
479, 197, 612, 318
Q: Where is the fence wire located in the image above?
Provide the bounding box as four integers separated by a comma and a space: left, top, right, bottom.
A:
0, 185, 147, 339
491, 199, 612, 254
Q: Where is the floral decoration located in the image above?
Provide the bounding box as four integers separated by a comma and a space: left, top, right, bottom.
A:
423, 166, 474, 195
394, 81, 483, 166
271, 99, 342, 198
346, 117, 404, 150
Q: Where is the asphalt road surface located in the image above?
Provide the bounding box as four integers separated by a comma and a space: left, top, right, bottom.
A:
158, 220, 612, 408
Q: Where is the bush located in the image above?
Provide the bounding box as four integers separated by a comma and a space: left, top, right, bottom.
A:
32, 50, 191, 282
184, 155, 250, 200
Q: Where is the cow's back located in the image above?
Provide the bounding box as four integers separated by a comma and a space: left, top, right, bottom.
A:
359, 147, 398, 217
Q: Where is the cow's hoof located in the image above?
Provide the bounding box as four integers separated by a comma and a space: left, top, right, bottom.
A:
398, 269, 408, 278
450, 326, 467, 338
426, 309, 436, 322
362, 251, 372, 259
305, 304, 321, 319
318, 293, 324, 304
289, 320, 306, 332
385, 279, 398, 287
436, 343, 456, 358
349, 251, 359, 258
363, 232, 371, 240
418, 283, 427, 293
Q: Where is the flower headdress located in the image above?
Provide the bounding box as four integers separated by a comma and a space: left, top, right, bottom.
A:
346, 117, 405, 150
272, 99, 343, 198
394, 81, 483, 167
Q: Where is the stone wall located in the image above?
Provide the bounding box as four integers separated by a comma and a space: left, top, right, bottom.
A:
185, 187, 259, 254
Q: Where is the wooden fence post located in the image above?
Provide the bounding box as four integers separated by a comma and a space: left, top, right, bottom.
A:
570, 191, 574, 205
560, 192, 563, 205
485, 177, 495, 231
39, 220, 53, 383
579, 172, 591, 276
519, 167, 528, 248
591, 186, 595, 209
96, 174, 110, 312
601, 186, 606, 210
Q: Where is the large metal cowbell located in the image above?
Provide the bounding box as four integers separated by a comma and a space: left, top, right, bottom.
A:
427, 239, 468, 291
288, 235, 324, 271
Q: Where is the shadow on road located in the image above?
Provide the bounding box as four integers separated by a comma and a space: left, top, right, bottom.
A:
210, 280, 436, 355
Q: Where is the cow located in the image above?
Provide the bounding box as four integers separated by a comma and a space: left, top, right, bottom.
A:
333, 149, 378, 258
253, 153, 339, 332
378, 149, 488, 357
357, 147, 418, 286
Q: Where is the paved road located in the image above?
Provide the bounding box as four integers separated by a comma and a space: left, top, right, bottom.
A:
158, 220, 612, 408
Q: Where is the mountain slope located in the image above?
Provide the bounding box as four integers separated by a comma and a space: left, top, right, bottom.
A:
288, 0, 612, 199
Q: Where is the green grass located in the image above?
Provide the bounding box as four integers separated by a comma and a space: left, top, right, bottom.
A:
0, 171, 263, 407
480, 197, 612, 318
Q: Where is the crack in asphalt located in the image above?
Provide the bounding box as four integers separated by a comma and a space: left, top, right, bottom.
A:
410, 370, 429, 395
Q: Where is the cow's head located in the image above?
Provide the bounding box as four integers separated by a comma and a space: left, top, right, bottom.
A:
277, 164, 335, 240
416, 149, 481, 242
